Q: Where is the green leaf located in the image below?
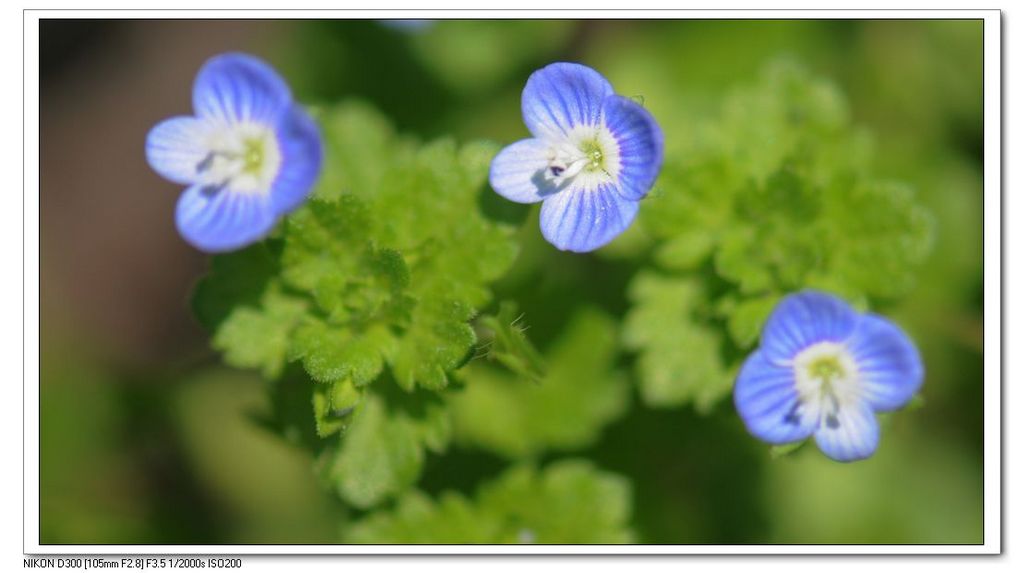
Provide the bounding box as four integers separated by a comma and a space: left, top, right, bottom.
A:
192, 243, 308, 380
640, 61, 933, 304
476, 460, 634, 544
622, 272, 733, 411
283, 117, 518, 393
343, 490, 503, 544
192, 242, 283, 332
723, 293, 782, 349
320, 389, 451, 509
311, 101, 409, 201
210, 287, 307, 380
312, 378, 363, 438
451, 308, 629, 458
194, 102, 522, 394
344, 459, 635, 544
627, 62, 934, 416
817, 180, 936, 300
192, 102, 526, 508
288, 319, 394, 387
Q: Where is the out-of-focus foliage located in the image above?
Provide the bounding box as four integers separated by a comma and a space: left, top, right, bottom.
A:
622, 272, 733, 411
345, 460, 634, 544
404, 20, 576, 96
624, 62, 934, 411
451, 308, 629, 458
42, 19, 984, 546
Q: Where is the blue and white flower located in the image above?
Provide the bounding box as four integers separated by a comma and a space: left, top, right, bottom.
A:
489, 62, 663, 253
145, 53, 322, 253
733, 291, 924, 462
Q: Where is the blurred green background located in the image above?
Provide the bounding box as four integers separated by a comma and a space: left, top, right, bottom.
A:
40, 19, 983, 544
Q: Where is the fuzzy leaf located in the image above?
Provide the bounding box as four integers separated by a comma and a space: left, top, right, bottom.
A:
320, 389, 451, 509
344, 459, 635, 544
640, 62, 933, 303
623, 272, 732, 411
193, 102, 525, 509
195, 102, 523, 394
312, 379, 363, 438
451, 308, 628, 458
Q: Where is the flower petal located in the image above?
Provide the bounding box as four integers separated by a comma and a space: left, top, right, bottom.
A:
813, 401, 880, 462
761, 291, 860, 362
539, 183, 638, 252
846, 314, 924, 411
489, 138, 560, 204
269, 105, 323, 214
522, 62, 614, 140
175, 184, 277, 253
145, 116, 214, 185
193, 53, 292, 125
602, 95, 663, 201
734, 350, 819, 444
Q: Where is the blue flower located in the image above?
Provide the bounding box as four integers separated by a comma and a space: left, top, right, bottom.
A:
145, 53, 322, 253
489, 62, 663, 252
733, 291, 924, 462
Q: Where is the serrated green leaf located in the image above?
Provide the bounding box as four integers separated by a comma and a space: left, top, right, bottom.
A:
288, 112, 518, 393
476, 460, 634, 544
321, 389, 450, 509
193, 243, 307, 380
281, 195, 376, 293
451, 308, 628, 458
210, 286, 307, 380
820, 180, 936, 299
196, 102, 523, 395
192, 101, 528, 509
342, 490, 502, 544
288, 319, 394, 387
344, 459, 634, 544
389, 298, 477, 392
623, 272, 732, 411
640, 62, 933, 306
630, 64, 934, 407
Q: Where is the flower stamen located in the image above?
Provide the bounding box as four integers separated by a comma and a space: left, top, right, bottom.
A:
793, 341, 860, 430
543, 132, 618, 188
196, 127, 281, 194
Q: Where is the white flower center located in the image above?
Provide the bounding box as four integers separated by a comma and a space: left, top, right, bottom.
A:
543, 124, 620, 191
791, 341, 861, 429
195, 122, 281, 194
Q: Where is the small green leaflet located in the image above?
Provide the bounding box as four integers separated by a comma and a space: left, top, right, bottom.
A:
344, 459, 635, 543
622, 272, 733, 411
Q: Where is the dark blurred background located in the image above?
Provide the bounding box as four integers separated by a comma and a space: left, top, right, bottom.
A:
40, 19, 983, 544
